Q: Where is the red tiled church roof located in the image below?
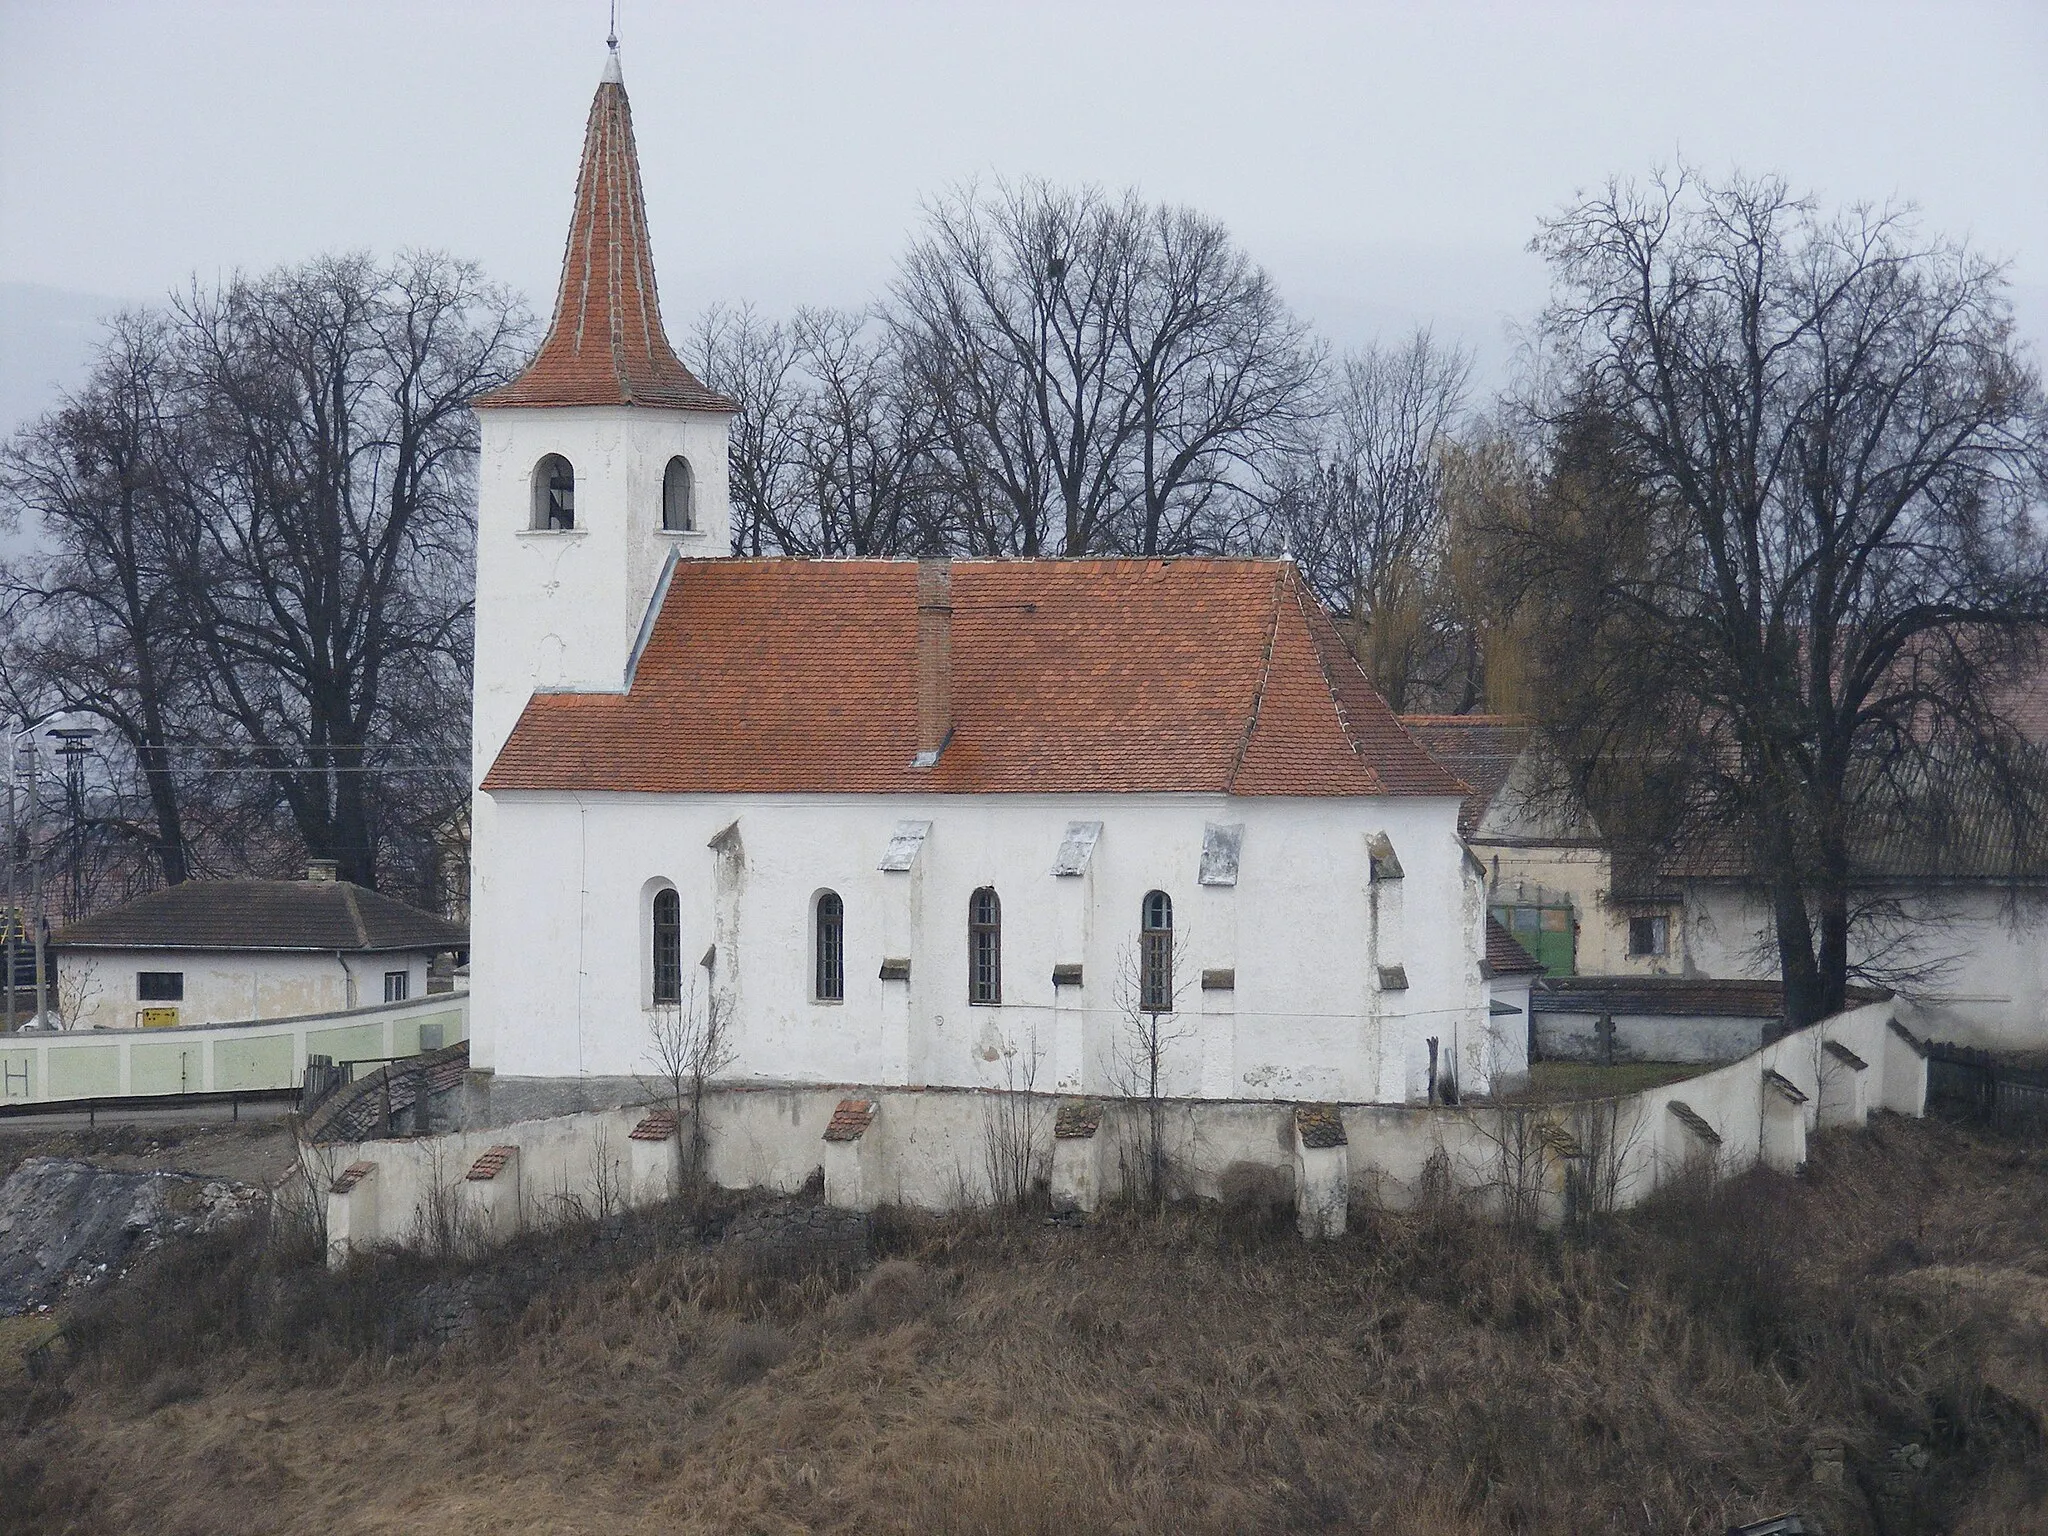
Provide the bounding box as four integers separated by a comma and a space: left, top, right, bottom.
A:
483, 558, 1467, 799
477, 50, 733, 413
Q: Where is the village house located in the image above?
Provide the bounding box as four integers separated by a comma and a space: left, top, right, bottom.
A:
1404, 714, 2048, 1056
49, 861, 467, 1033
462, 45, 1516, 1119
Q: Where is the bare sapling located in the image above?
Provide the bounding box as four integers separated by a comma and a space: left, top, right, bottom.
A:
1111, 931, 1194, 1210
981, 1028, 1047, 1212
644, 970, 737, 1192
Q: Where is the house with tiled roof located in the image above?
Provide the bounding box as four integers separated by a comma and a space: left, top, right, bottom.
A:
463, 45, 1517, 1114
51, 861, 466, 1032
1401, 715, 1674, 979
1406, 711, 2048, 1056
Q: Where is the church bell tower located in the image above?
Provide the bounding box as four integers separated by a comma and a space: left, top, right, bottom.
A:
470, 40, 734, 783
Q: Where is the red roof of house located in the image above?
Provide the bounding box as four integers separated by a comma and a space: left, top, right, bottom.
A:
1484, 916, 1546, 977
477, 55, 732, 413
483, 558, 1467, 799
1400, 715, 1533, 836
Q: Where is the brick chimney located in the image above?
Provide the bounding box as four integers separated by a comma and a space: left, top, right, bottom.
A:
912, 559, 952, 768
305, 858, 340, 883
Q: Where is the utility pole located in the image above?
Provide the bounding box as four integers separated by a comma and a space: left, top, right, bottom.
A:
49, 728, 96, 928
3, 755, 15, 1034
27, 742, 45, 1032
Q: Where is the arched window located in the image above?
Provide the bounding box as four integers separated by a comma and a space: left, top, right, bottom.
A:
661, 455, 695, 532
1140, 890, 1173, 1014
814, 890, 844, 1002
651, 888, 681, 1005
532, 454, 575, 530
968, 887, 1001, 1005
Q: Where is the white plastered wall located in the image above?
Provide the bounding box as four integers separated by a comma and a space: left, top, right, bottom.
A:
52, 948, 432, 1032
469, 399, 731, 1072
1681, 881, 2048, 1053
471, 790, 1487, 1104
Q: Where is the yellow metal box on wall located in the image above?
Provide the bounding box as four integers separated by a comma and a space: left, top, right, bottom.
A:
138, 1008, 179, 1029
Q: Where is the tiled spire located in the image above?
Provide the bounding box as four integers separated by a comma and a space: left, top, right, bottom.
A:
480, 44, 733, 410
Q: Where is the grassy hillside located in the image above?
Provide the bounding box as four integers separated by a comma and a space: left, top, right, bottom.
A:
4, 1113, 2044, 1535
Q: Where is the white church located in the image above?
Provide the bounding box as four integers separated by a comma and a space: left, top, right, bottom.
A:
463, 44, 1515, 1120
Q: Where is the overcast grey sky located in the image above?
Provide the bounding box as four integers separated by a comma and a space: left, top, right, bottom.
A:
2, 0, 2044, 411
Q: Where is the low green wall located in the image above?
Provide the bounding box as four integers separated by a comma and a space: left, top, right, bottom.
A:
0, 993, 467, 1105
216, 1033, 296, 1092
47, 1046, 120, 1099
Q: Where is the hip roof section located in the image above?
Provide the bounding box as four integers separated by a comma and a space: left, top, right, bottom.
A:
53, 879, 468, 954
483, 558, 1466, 798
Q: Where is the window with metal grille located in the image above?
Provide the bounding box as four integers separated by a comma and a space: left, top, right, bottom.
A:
968, 887, 1001, 1004
651, 888, 682, 1004
662, 456, 695, 531
137, 971, 183, 1002
814, 891, 844, 1002
383, 969, 410, 1003
1140, 890, 1173, 1013
532, 454, 575, 530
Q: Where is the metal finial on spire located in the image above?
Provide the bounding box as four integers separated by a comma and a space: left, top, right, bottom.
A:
602, 1, 623, 85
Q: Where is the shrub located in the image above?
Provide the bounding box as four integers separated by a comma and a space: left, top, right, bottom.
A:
715, 1323, 791, 1385
839, 1258, 939, 1334
1217, 1161, 1295, 1250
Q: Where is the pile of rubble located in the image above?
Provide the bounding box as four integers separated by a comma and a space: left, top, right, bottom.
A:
0, 1156, 261, 1316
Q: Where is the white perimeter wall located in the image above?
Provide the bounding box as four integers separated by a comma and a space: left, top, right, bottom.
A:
470, 790, 1499, 1104
317, 1002, 1921, 1255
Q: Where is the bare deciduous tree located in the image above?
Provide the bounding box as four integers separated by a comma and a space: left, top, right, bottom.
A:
892, 179, 1317, 557
1277, 328, 1473, 711
168, 250, 525, 890
1514, 169, 2048, 1028
690, 304, 808, 556
2, 313, 203, 886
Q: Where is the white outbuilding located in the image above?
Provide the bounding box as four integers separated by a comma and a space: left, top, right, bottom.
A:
464, 45, 1510, 1118
50, 861, 467, 1033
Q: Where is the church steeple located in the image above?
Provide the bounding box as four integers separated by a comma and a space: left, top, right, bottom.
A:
480, 44, 731, 410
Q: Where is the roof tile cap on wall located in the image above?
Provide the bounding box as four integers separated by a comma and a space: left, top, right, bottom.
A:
1295, 1104, 1348, 1149
630, 1109, 679, 1142
823, 1099, 876, 1142
465, 1146, 517, 1182
1666, 1101, 1722, 1146
1053, 1101, 1102, 1140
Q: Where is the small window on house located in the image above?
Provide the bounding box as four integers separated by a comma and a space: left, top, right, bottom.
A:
383, 969, 410, 1003
137, 971, 183, 1002
968, 887, 1001, 1005
814, 891, 845, 1002
661, 455, 695, 531
651, 888, 682, 1004
1629, 914, 1670, 958
1140, 890, 1173, 1014
531, 454, 575, 530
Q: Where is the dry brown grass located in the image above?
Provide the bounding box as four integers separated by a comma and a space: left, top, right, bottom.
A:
1, 1113, 2044, 1535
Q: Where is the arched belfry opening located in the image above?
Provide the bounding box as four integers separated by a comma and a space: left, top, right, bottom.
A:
532, 455, 575, 530
662, 456, 695, 531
